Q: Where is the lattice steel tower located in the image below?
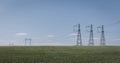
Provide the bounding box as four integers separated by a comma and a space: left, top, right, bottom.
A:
100, 25, 105, 46
88, 24, 94, 46
25, 38, 32, 46
76, 24, 82, 46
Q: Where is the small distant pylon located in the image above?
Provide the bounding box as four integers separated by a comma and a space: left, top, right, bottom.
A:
76, 24, 82, 46
88, 24, 94, 46
100, 25, 105, 46
25, 38, 32, 46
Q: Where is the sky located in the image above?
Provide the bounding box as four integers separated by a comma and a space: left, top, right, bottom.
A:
0, 0, 120, 46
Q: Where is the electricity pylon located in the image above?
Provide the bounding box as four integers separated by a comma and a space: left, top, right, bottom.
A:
100, 25, 105, 46
76, 24, 82, 46
25, 38, 32, 46
88, 24, 94, 46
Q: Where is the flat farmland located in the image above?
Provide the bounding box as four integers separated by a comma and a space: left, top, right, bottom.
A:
0, 46, 120, 63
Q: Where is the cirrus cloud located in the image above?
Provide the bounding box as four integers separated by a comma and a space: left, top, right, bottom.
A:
69, 33, 77, 36
47, 35, 55, 38
16, 33, 28, 36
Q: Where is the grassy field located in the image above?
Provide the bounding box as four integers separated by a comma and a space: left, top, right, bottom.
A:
0, 46, 120, 63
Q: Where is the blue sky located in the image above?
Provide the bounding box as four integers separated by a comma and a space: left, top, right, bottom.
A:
0, 0, 120, 46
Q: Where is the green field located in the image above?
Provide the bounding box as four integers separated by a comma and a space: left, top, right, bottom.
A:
0, 46, 120, 63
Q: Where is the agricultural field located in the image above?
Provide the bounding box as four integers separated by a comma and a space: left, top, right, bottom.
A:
0, 46, 120, 63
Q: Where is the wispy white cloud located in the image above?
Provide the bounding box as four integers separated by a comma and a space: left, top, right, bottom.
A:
16, 33, 28, 36
94, 37, 99, 40
113, 20, 120, 25
69, 33, 77, 36
47, 35, 55, 38
114, 39, 120, 41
